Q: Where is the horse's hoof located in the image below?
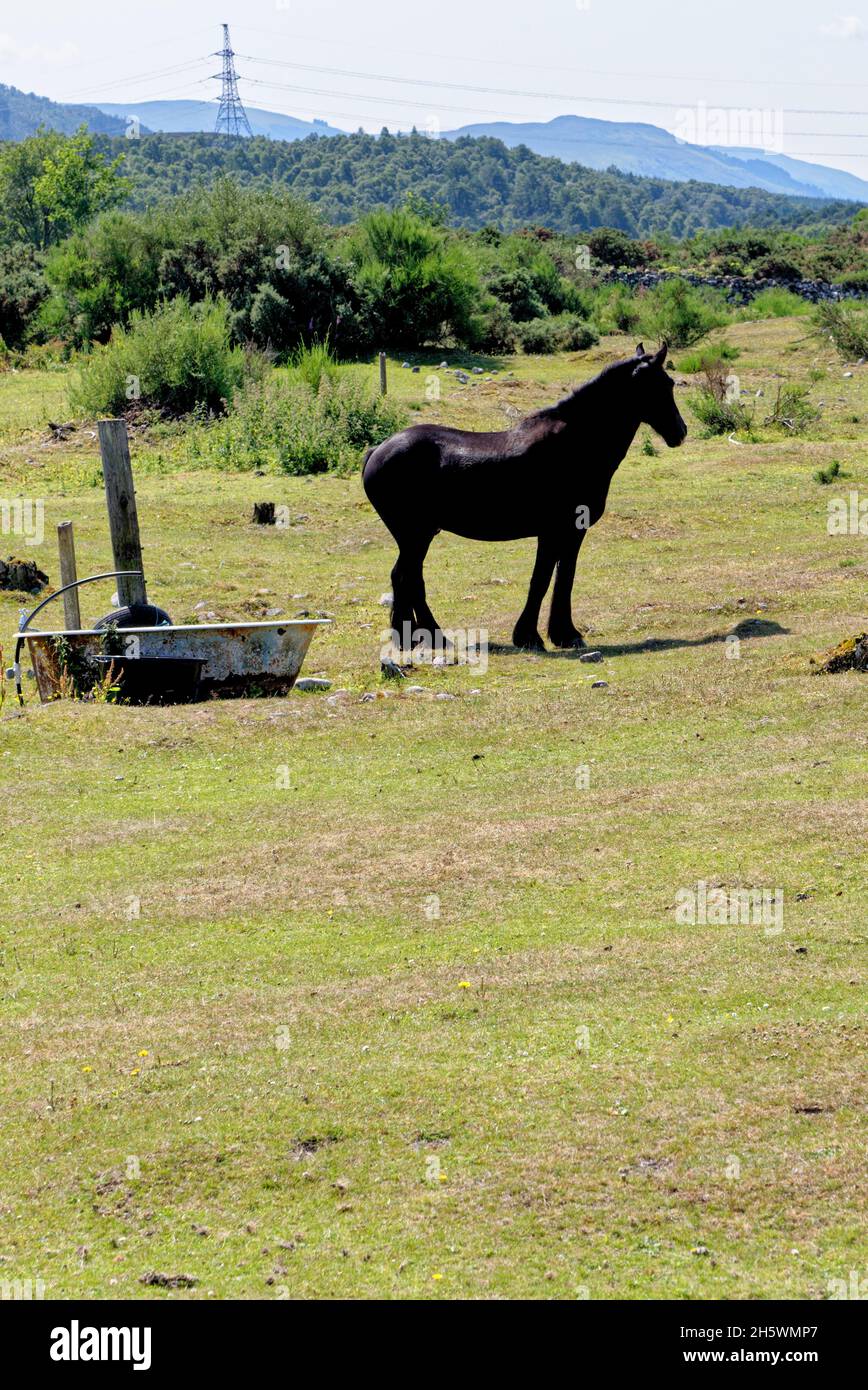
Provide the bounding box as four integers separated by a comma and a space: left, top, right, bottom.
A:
550, 631, 586, 650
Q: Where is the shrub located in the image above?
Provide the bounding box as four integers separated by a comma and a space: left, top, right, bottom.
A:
814, 300, 868, 359
476, 300, 519, 354
814, 460, 842, 485
593, 283, 643, 335
688, 365, 754, 437
745, 287, 809, 319
191, 372, 407, 475
638, 279, 730, 348
0, 244, 48, 348
350, 208, 482, 348
676, 344, 740, 373
71, 295, 245, 417
518, 313, 598, 354
587, 228, 646, 269
764, 384, 821, 434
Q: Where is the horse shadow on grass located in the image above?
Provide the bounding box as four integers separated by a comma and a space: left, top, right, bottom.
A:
488, 617, 790, 658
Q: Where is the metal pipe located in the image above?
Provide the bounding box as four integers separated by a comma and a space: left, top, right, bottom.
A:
14, 570, 143, 705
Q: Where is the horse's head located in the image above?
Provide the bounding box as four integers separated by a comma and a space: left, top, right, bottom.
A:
631, 342, 687, 447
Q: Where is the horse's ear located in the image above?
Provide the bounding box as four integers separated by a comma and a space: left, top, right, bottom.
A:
653, 341, 668, 366
635, 342, 645, 357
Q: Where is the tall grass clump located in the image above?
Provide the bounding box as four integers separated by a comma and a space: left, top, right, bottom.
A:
190, 372, 407, 475
71, 295, 244, 417
289, 335, 340, 393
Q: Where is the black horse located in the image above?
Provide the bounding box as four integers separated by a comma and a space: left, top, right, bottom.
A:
363, 342, 687, 651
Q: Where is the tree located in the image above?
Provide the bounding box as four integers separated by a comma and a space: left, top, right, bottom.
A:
33, 127, 128, 244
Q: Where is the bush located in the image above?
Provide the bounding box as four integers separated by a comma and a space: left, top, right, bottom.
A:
638, 279, 730, 348
0, 244, 48, 348
688, 365, 754, 437
676, 344, 740, 373
814, 300, 868, 359
587, 228, 646, 269
476, 300, 519, 354
71, 295, 245, 417
518, 313, 598, 354
592, 282, 643, 335
350, 208, 482, 348
191, 371, 407, 475
745, 287, 809, 319
764, 384, 821, 434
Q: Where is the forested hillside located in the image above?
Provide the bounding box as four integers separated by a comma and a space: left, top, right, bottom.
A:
94, 130, 858, 238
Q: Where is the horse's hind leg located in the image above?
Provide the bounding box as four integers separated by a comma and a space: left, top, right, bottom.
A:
406, 536, 446, 650
389, 549, 416, 654
513, 536, 558, 650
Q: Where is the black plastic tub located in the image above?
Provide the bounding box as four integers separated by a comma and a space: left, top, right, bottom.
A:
93, 655, 204, 705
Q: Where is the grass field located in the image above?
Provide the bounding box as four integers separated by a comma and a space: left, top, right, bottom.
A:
0, 318, 865, 1300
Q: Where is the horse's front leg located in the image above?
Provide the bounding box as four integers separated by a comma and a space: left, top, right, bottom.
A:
513, 536, 558, 650
547, 532, 586, 649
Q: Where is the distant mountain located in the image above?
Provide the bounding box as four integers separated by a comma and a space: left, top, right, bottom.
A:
94, 101, 344, 142
441, 115, 868, 204
708, 147, 868, 203
0, 84, 129, 140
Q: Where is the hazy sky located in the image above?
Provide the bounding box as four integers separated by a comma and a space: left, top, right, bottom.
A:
2, 0, 868, 176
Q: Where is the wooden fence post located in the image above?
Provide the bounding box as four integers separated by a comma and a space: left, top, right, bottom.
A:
97, 418, 147, 608
56, 521, 82, 630
379, 351, 387, 396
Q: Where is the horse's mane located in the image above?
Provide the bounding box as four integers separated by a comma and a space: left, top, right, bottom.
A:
523, 356, 635, 428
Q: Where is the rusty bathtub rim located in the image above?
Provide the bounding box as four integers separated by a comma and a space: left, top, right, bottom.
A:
23, 619, 332, 639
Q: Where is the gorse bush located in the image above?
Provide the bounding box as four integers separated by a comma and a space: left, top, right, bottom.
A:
636, 279, 730, 348
350, 208, 482, 349
517, 313, 598, 354
71, 295, 245, 417
191, 371, 407, 475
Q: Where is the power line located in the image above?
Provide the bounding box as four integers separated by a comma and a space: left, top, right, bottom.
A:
232, 24, 868, 92
238, 55, 868, 120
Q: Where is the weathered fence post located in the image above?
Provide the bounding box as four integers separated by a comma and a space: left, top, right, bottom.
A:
379, 351, 387, 396
56, 521, 82, 630
97, 418, 147, 608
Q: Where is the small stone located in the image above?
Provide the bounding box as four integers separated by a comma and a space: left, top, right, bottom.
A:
265, 607, 283, 617
591, 680, 609, 690
378, 592, 393, 607
405, 685, 426, 693
401, 361, 411, 369
439, 361, 448, 369
843, 371, 854, 378
411, 365, 420, 373
295, 677, 331, 692
578, 650, 603, 663
434, 692, 456, 700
